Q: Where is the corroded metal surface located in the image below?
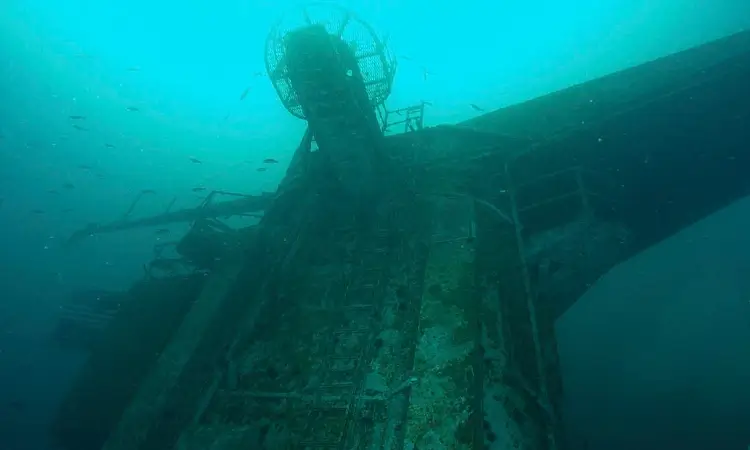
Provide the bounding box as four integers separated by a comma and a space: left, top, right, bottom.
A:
405, 196, 479, 450
102, 263, 244, 450
458, 30, 750, 140
52, 276, 207, 450
54, 30, 750, 450
162, 189, 433, 450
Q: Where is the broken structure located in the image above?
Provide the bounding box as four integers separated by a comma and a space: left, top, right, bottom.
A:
53, 5, 750, 450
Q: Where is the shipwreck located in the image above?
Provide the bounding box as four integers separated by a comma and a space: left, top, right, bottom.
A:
52, 4, 750, 450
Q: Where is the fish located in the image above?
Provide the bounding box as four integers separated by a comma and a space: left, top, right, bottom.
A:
155, 228, 170, 235
77, 164, 93, 170
470, 104, 485, 112
47, 189, 59, 194
126, 66, 141, 72
262, 158, 279, 164
72, 125, 88, 131
189, 157, 202, 164
68, 115, 86, 120
256, 167, 267, 172
126, 106, 140, 112
239, 87, 251, 101
63, 182, 75, 189
105, 143, 116, 148
141, 189, 157, 195
191, 187, 207, 192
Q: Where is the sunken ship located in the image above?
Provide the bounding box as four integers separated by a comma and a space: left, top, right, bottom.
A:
52, 4, 750, 450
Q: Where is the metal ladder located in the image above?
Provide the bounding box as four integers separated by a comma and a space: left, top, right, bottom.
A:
297, 224, 392, 449
377, 102, 426, 134
494, 163, 606, 450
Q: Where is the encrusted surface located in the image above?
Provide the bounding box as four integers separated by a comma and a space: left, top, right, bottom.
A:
102, 263, 243, 450
405, 201, 479, 450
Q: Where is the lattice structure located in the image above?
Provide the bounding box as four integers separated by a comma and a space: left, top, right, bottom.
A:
160, 192, 431, 450
473, 162, 626, 450
378, 102, 427, 134
265, 3, 396, 119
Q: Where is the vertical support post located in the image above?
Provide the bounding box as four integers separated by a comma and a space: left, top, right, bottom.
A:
505, 163, 548, 404
475, 162, 562, 450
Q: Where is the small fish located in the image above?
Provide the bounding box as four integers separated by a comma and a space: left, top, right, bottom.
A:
77, 164, 93, 170
155, 228, 170, 235
191, 187, 207, 192
239, 87, 251, 101
63, 182, 75, 189
422, 100, 433, 107
189, 157, 202, 164
421, 67, 430, 81
126, 66, 141, 72
47, 189, 59, 194
470, 104, 485, 112
61, 208, 74, 213
141, 189, 157, 195
256, 167, 267, 172
263, 158, 279, 164
68, 115, 86, 120
72, 124, 88, 131
126, 106, 140, 112
105, 143, 116, 148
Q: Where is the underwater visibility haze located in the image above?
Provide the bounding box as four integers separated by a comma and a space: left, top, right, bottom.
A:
1, 0, 750, 449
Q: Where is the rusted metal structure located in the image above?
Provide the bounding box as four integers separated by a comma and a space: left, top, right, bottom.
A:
52, 6, 750, 450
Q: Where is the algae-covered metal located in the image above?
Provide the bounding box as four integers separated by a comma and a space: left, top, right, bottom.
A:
52, 27, 750, 450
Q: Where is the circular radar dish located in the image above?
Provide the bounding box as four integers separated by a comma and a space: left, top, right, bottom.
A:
264, 2, 396, 119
